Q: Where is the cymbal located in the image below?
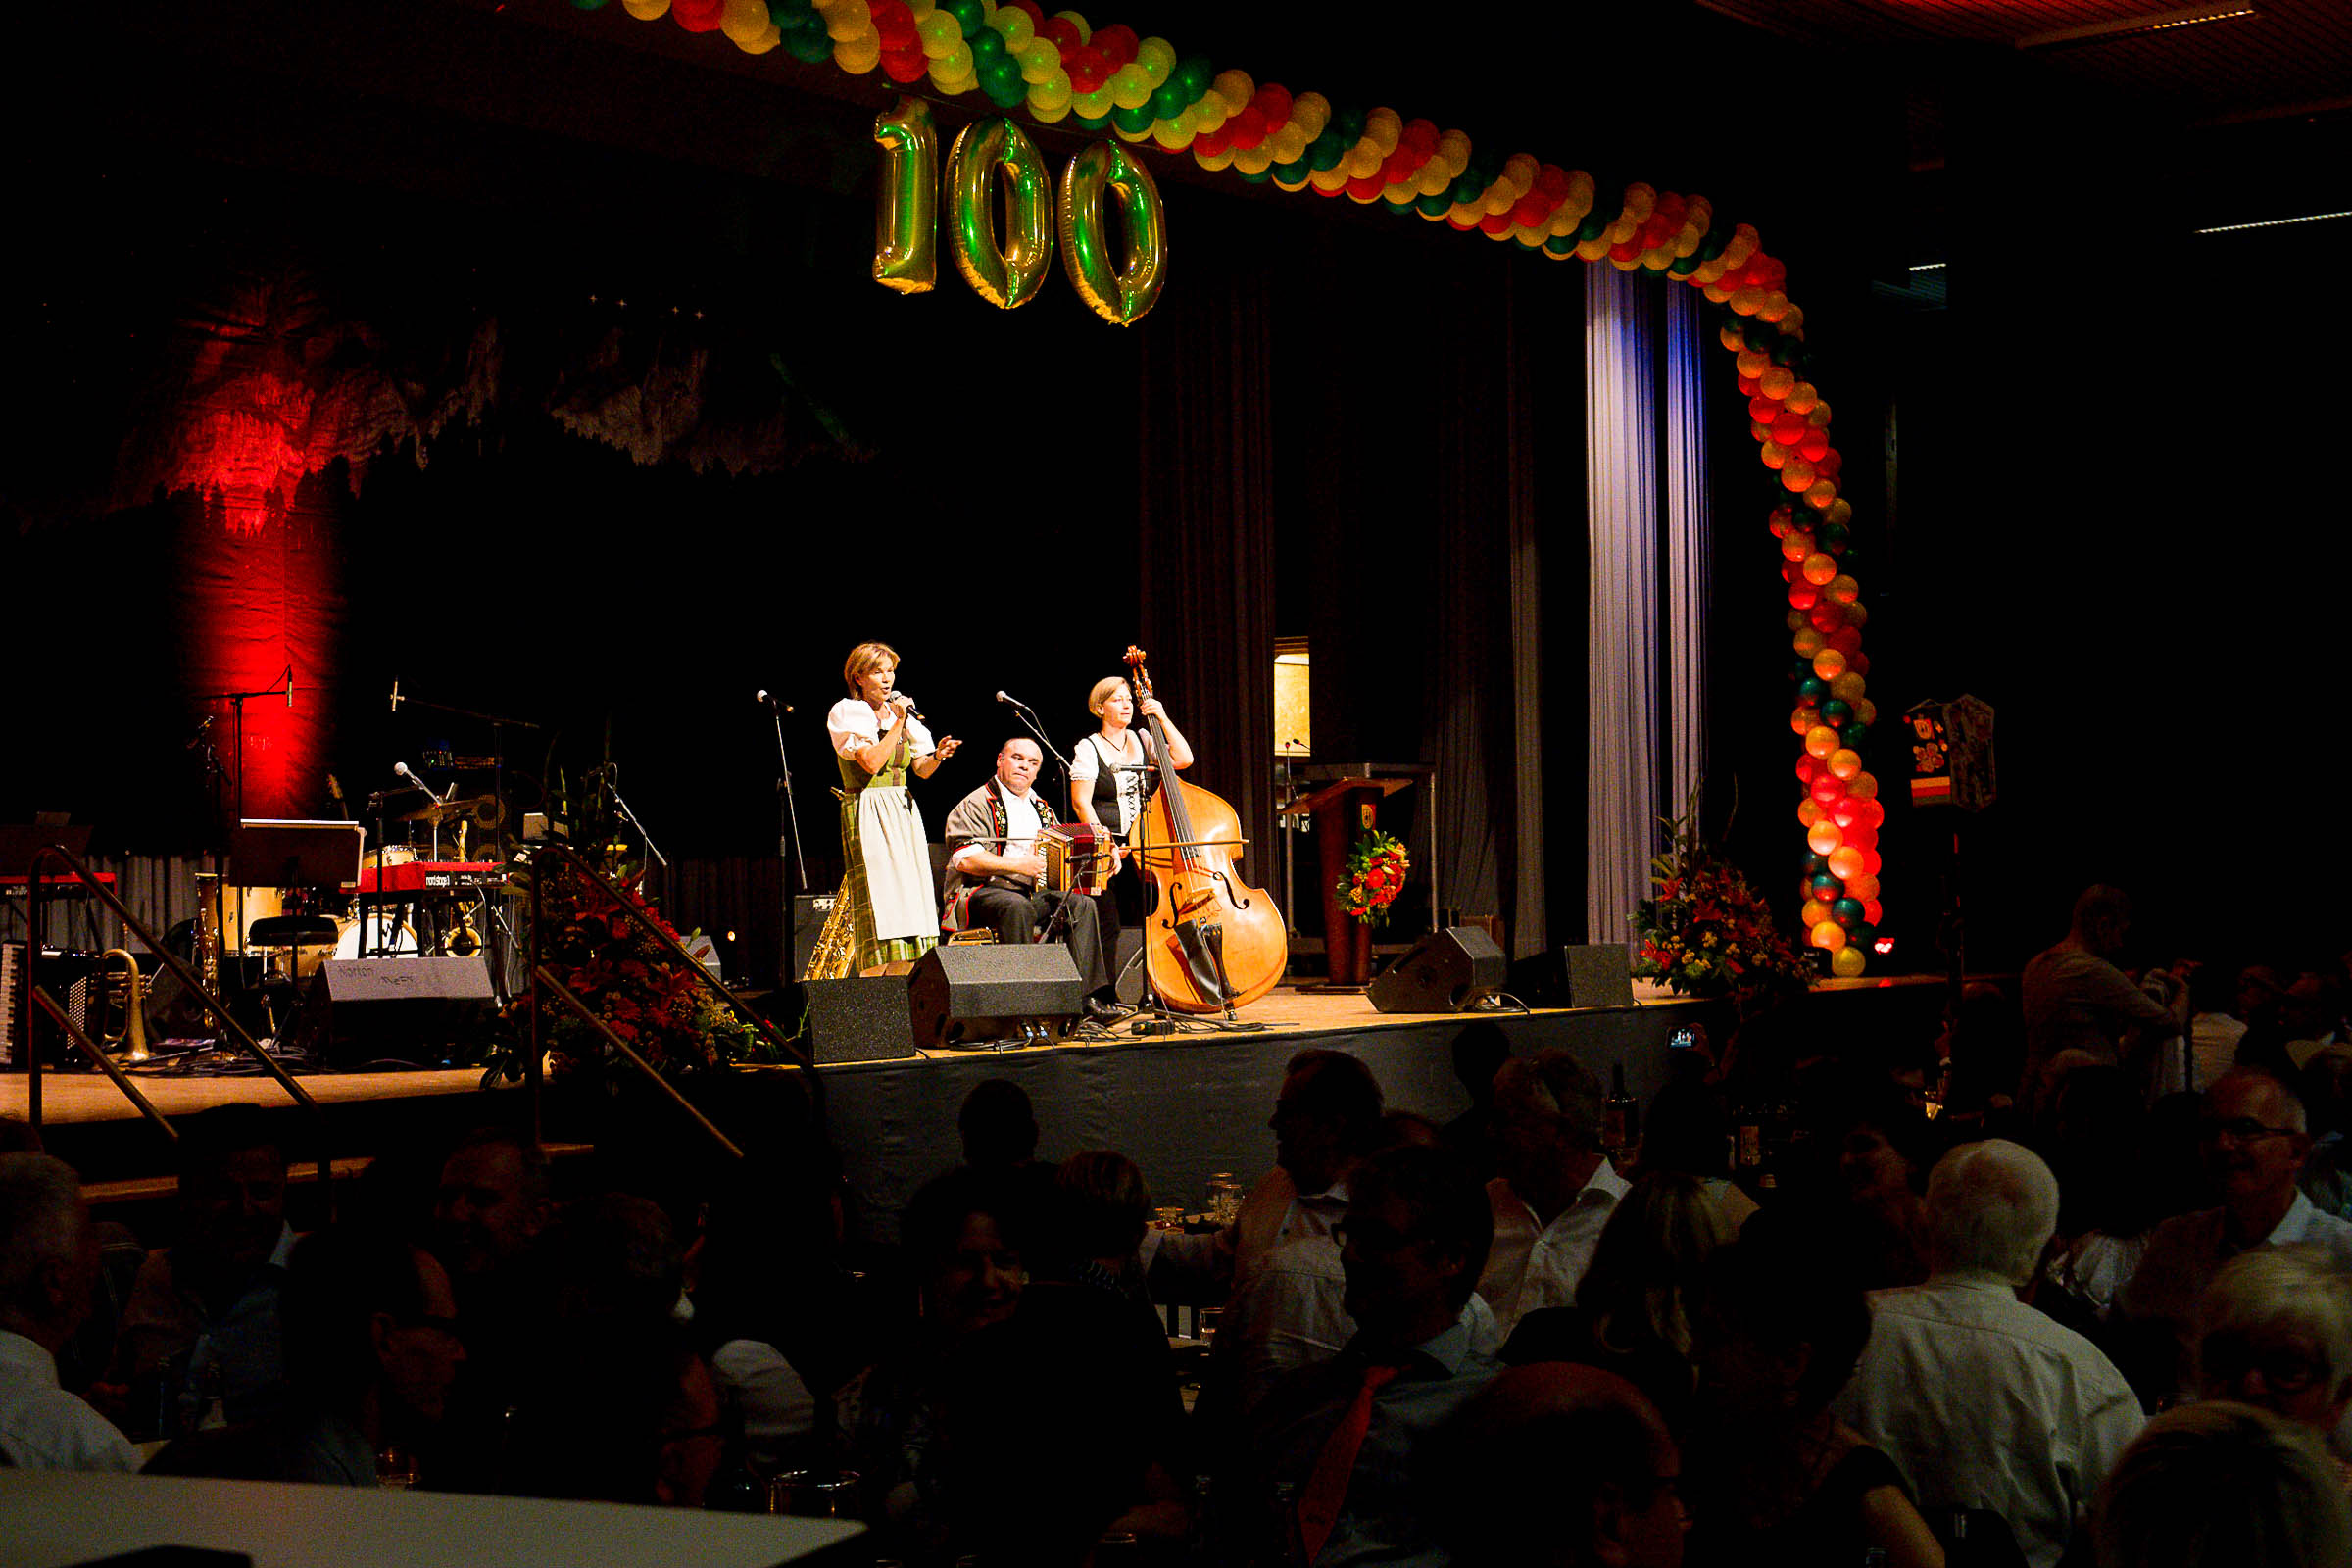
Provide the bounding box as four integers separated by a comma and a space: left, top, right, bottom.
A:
400, 795, 496, 824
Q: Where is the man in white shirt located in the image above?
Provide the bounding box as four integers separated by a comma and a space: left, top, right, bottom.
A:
939, 737, 1115, 1016
0, 1152, 140, 1471
1475, 1050, 1630, 1342
2119, 1067, 2352, 1407
1836, 1140, 2142, 1568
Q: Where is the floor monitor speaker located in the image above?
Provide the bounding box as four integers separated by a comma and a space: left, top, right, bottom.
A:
806, 975, 919, 1063
1367, 926, 1506, 1014
293, 956, 495, 1068
907, 943, 1084, 1050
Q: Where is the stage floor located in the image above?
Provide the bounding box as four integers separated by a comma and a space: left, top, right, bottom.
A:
1, 1063, 486, 1127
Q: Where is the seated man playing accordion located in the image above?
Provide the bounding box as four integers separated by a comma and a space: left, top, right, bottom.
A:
939, 739, 1121, 1020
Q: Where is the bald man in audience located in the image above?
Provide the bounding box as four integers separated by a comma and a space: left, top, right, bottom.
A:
1835, 1140, 2142, 1567
1476, 1050, 1630, 1341
0, 1153, 139, 1471
2117, 1067, 2352, 1408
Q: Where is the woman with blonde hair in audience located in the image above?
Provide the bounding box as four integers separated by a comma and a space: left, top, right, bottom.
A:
2196, 1244, 2352, 1486
2094, 1400, 2352, 1567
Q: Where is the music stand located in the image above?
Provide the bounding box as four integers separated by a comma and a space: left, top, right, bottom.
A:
229, 820, 364, 894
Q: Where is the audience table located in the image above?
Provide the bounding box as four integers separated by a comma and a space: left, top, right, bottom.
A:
0, 1471, 865, 1567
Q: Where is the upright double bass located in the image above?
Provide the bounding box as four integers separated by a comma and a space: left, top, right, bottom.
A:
1123, 646, 1288, 1015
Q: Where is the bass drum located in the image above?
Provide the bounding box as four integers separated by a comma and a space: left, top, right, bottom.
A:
334, 912, 419, 960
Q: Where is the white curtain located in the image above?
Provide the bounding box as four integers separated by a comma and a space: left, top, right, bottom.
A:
1664, 286, 1711, 821
1584, 269, 1707, 947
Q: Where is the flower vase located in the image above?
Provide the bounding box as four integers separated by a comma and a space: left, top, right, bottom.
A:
1332, 916, 1373, 988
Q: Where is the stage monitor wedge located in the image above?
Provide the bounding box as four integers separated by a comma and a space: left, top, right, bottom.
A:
1505, 944, 1638, 1009
907, 943, 1083, 1050
1367, 926, 1506, 1014
291, 956, 495, 1069
807, 975, 919, 1063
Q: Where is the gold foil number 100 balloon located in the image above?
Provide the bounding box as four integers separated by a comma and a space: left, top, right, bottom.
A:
1058, 141, 1166, 327
871, 102, 1167, 324
945, 117, 1054, 310
871, 98, 938, 295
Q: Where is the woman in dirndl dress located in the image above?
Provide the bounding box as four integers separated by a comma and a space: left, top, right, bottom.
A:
826, 642, 961, 970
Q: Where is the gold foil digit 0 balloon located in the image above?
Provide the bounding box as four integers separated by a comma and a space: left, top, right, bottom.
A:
871, 97, 939, 295
945, 118, 1054, 309
1057, 139, 1167, 326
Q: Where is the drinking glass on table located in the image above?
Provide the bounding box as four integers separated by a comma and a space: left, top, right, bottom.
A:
1204, 1173, 1243, 1227
375, 1443, 419, 1490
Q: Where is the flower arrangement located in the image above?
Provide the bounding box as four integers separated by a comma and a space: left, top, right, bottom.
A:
514, 858, 768, 1081
1338, 828, 1410, 926
1631, 793, 1812, 1005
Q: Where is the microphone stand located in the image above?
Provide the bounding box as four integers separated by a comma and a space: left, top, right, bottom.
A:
192, 667, 292, 973
770, 704, 808, 891
1000, 699, 1094, 957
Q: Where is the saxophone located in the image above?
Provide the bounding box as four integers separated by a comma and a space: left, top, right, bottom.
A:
801, 881, 858, 981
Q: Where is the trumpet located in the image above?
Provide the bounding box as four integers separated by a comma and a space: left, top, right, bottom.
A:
97, 948, 149, 1061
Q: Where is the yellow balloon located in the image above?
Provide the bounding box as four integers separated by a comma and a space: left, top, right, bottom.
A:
1831, 943, 1867, 976
945, 119, 1054, 309
870, 98, 939, 295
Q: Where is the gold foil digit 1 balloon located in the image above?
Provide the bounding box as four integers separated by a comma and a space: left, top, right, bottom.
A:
945, 118, 1054, 309
872, 97, 939, 294
1057, 139, 1168, 326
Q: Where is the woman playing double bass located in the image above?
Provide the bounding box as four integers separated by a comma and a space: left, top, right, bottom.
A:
1068, 674, 1192, 986
826, 641, 961, 970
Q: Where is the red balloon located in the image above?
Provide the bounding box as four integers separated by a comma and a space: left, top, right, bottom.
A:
1819, 449, 1844, 479
1810, 773, 1845, 805
881, 43, 928, 78
1228, 106, 1270, 149
1788, 581, 1820, 609
1738, 374, 1761, 398
1798, 430, 1831, 462
1772, 412, 1807, 446
1808, 604, 1844, 635
672, 0, 723, 27
1091, 23, 1138, 64
1795, 755, 1820, 782
1861, 850, 1884, 875
875, 11, 919, 48
1863, 899, 1884, 924
1067, 46, 1111, 91
1833, 797, 1863, 828
1038, 16, 1083, 51
1005, 0, 1046, 22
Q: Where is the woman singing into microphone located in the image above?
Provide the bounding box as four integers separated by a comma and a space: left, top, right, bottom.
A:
1069, 673, 1192, 988
827, 642, 960, 970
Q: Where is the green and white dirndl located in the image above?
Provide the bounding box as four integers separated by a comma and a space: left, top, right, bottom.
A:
828, 699, 939, 971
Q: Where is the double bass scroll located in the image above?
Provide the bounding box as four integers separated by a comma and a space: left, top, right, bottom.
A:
1122, 646, 1287, 1015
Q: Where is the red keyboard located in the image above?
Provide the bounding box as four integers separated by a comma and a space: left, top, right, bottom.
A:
358, 861, 507, 895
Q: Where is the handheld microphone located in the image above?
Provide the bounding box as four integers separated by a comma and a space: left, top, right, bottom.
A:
756, 689, 796, 713
894, 693, 926, 722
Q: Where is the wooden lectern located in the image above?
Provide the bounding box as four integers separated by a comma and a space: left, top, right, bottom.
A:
1281, 775, 1413, 989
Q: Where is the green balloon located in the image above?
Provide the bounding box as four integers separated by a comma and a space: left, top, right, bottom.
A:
1840, 723, 1869, 747
1797, 676, 1828, 702
1150, 83, 1186, 120
969, 27, 1004, 64
1334, 105, 1366, 140
1416, 191, 1452, 217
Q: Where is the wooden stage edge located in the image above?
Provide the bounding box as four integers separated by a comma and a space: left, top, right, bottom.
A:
1, 983, 1700, 1128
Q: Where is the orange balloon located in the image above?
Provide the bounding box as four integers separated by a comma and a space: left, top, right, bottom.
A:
1810, 919, 1847, 951
1807, 818, 1842, 855
1827, 846, 1865, 880
1828, 747, 1862, 779
1812, 649, 1847, 680
1804, 724, 1839, 760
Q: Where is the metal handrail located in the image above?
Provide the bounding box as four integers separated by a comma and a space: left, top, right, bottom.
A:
29, 988, 177, 1145
23, 844, 332, 1196
524, 843, 817, 1153
531, 966, 744, 1161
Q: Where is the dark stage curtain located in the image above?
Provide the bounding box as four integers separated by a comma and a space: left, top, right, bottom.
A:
1135, 254, 1281, 915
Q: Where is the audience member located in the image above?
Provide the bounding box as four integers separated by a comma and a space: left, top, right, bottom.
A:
0, 1152, 139, 1471
1502, 1171, 1728, 1440
2092, 1401, 2352, 1568
432, 1127, 554, 1290
2036, 1067, 2165, 1332
147, 1225, 466, 1486
102, 1103, 293, 1440
1937, 982, 2028, 1143
1639, 1081, 1757, 1236
2298, 1046, 2352, 1219
2235, 971, 2346, 1083
957, 1077, 1058, 1216
1442, 1021, 1513, 1183
1478, 1049, 1630, 1340
691, 1150, 855, 1476
2186, 963, 2273, 1093
1686, 1214, 1941, 1568
840, 1166, 1033, 1555
1448, 1363, 1689, 1568
2195, 1245, 2352, 1464
956, 1152, 1192, 1562
1836, 1140, 2141, 1568
1249, 1142, 1499, 1567
1215, 1049, 1387, 1414
2020, 886, 2189, 1111
2117, 1068, 2352, 1407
